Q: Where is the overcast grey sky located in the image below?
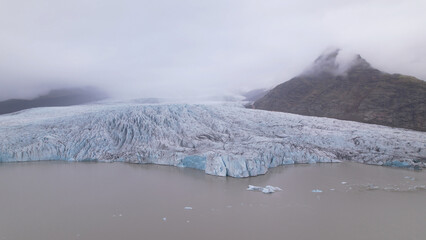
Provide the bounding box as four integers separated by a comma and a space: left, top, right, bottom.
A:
1, 0, 425, 100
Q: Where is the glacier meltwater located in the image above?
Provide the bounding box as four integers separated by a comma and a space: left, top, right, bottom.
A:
0, 102, 425, 177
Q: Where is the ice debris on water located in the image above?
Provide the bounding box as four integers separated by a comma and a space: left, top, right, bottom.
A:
384, 186, 400, 191
162, 217, 167, 221
381, 185, 426, 192
408, 185, 426, 191
184, 207, 192, 210
366, 184, 380, 190
341, 182, 347, 185
312, 189, 323, 193
247, 185, 282, 194
404, 176, 415, 181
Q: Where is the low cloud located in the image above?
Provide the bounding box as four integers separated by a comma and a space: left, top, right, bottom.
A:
0, 0, 425, 100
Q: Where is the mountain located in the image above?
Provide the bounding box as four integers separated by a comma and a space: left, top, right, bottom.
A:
242, 88, 270, 102
0, 87, 108, 115
0, 102, 425, 177
253, 50, 426, 131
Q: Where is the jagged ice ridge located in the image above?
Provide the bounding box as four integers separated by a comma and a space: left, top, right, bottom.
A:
0, 102, 425, 177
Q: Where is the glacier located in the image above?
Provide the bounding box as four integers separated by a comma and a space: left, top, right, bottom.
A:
0, 102, 425, 177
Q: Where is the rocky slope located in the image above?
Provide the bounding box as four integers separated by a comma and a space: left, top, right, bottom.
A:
253, 50, 426, 131
0, 102, 425, 177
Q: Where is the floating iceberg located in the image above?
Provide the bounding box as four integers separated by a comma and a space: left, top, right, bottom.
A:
312, 189, 323, 193
0, 102, 425, 177
247, 185, 282, 194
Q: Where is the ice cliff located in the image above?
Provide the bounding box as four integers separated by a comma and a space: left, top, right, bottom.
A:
0, 102, 425, 177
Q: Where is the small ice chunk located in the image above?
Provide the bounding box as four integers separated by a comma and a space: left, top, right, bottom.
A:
384, 186, 400, 191
162, 217, 167, 221
341, 182, 347, 184
408, 185, 426, 191
312, 189, 323, 193
366, 184, 379, 190
265, 185, 282, 191
184, 207, 192, 210
247, 185, 263, 191
226, 205, 232, 208
118, 214, 122, 217
247, 185, 282, 194
262, 188, 272, 194
186, 220, 190, 223
329, 188, 335, 191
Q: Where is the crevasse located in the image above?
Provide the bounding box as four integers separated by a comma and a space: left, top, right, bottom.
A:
0, 102, 425, 177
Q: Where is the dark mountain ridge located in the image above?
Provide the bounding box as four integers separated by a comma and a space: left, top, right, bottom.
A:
0, 87, 108, 115
253, 50, 426, 131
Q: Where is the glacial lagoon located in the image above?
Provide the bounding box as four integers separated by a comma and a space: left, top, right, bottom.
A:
0, 161, 425, 240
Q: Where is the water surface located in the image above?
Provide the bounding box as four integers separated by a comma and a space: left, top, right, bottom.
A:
0, 162, 425, 240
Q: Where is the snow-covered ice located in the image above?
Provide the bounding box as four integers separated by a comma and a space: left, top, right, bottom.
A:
0, 102, 425, 177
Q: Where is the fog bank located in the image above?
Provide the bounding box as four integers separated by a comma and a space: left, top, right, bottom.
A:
1, 0, 425, 100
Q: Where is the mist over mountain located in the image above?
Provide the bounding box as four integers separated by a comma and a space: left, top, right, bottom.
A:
253, 49, 426, 131
242, 88, 270, 102
0, 87, 108, 115
1, 1, 426, 101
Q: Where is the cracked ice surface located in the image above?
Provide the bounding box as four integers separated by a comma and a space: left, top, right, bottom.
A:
0, 102, 425, 177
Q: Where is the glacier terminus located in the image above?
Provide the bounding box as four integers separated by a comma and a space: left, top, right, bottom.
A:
0, 102, 425, 177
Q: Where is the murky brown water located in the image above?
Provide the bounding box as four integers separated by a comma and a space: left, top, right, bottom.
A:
0, 161, 425, 240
